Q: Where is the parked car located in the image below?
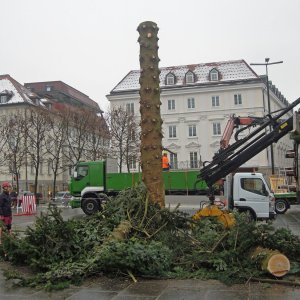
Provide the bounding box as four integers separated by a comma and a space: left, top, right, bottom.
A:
52, 191, 72, 206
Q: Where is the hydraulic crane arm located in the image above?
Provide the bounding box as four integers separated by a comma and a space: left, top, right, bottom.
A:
220, 115, 266, 149
199, 97, 300, 187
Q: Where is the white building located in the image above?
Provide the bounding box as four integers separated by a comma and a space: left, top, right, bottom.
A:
107, 59, 293, 174
0, 74, 108, 199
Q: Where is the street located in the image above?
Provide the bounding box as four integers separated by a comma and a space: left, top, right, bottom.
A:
11, 197, 300, 237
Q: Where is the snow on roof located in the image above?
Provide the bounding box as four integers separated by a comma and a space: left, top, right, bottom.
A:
0, 75, 35, 105
111, 59, 259, 93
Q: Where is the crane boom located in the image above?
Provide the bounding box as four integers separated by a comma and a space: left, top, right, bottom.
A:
220, 115, 266, 149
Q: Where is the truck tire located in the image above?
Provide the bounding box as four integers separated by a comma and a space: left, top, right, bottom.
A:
238, 208, 256, 222
275, 199, 288, 214
82, 198, 100, 215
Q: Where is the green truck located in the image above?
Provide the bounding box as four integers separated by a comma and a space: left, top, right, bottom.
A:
69, 160, 210, 215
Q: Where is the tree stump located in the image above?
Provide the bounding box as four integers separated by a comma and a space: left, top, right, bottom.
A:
250, 246, 290, 277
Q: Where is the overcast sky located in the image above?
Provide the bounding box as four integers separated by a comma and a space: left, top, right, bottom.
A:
1, 0, 299, 112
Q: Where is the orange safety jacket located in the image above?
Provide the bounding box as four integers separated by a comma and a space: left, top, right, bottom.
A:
162, 156, 169, 169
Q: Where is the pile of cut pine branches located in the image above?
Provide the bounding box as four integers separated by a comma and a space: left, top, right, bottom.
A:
1, 184, 300, 290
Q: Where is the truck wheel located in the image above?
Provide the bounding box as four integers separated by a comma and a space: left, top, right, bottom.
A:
275, 199, 288, 214
82, 198, 100, 215
240, 209, 256, 222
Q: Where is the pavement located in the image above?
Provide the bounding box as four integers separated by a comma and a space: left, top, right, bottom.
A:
0, 203, 300, 299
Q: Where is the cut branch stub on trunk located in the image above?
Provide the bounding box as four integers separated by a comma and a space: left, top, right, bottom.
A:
137, 21, 165, 208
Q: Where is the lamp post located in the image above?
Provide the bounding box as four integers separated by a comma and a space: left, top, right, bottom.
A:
250, 58, 283, 174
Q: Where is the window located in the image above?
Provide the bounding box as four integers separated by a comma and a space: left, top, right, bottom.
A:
126, 103, 134, 114
169, 125, 177, 138
170, 153, 178, 169
168, 99, 175, 111
128, 129, 136, 141
241, 178, 267, 196
0, 95, 7, 103
48, 160, 52, 175
185, 71, 195, 83
166, 73, 175, 85
234, 94, 242, 105
210, 69, 219, 81
8, 137, 16, 148
188, 125, 197, 137
190, 152, 198, 168
30, 161, 34, 175
212, 96, 219, 107
77, 165, 88, 178
45, 85, 52, 92
187, 98, 195, 109
39, 160, 44, 175
129, 156, 137, 169
213, 122, 221, 135
46, 103, 52, 110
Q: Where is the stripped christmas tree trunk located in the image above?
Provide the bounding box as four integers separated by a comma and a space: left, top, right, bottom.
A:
137, 21, 165, 207
250, 246, 290, 277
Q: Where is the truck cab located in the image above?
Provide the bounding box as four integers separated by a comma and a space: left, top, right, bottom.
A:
225, 173, 276, 220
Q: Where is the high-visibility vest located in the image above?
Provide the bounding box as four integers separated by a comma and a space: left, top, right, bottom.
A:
162, 156, 169, 169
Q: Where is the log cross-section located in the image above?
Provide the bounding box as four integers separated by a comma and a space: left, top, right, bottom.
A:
250, 246, 290, 277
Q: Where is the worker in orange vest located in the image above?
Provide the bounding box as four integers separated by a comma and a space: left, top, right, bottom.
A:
162, 152, 170, 171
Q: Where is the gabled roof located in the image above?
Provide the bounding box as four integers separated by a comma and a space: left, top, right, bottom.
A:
0, 74, 38, 105
110, 59, 260, 94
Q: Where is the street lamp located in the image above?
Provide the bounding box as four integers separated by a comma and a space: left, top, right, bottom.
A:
250, 58, 283, 175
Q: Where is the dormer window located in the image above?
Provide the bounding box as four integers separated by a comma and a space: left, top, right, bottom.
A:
185, 71, 195, 84
0, 90, 13, 104
210, 69, 219, 81
166, 73, 176, 85
0, 95, 7, 104
45, 85, 52, 92
33, 98, 40, 106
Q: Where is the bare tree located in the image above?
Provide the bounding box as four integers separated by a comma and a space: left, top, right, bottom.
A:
85, 113, 110, 161
0, 115, 9, 170
106, 106, 140, 173
45, 111, 67, 196
4, 112, 28, 193
26, 107, 51, 202
63, 106, 91, 166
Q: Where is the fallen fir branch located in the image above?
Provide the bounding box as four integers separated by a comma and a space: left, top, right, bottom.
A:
250, 277, 300, 287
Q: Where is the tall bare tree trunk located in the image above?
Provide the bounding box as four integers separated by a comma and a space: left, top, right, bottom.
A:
137, 21, 165, 207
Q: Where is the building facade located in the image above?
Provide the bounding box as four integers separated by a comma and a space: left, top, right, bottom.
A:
0, 75, 107, 199
107, 60, 293, 175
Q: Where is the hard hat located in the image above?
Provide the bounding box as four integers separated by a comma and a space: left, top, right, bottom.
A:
1, 181, 11, 189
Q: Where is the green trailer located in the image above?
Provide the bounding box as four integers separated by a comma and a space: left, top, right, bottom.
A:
69, 160, 209, 213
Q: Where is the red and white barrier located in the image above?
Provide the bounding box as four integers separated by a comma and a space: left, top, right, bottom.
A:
14, 195, 37, 216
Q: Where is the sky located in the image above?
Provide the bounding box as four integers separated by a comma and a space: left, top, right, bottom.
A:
0, 0, 299, 112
